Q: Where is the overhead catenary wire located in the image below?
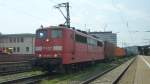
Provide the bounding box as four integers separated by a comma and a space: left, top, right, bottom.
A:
112, 0, 135, 47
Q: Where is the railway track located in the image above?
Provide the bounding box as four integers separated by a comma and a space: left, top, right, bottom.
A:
0, 54, 36, 62
0, 70, 48, 84
0, 54, 37, 75
0, 61, 33, 76
80, 66, 117, 84
80, 57, 135, 84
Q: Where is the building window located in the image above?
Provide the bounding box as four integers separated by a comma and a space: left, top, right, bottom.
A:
13, 38, 16, 43
13, 47, 16, 52
21, 37, 24, 42
9, 38, 12, 43
0, 39, 2, 43
17, 37, 20, 43
17, 47, 20, 52
26, 47, 29, 52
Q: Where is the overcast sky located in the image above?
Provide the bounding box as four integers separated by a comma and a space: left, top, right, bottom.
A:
0, 0, 150, 47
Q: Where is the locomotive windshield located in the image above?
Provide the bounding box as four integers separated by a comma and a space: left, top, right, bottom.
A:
36, 29, 47, 39
51, 29, 62, 38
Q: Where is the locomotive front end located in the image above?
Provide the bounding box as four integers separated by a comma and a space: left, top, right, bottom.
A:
35, 27, 63, 71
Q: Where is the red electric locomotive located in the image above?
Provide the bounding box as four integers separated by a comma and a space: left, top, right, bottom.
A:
35, 25, 104, 72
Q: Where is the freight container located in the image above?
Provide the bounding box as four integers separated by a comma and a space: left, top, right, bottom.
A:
104, 41, 116, 59
115, 47, 126, 57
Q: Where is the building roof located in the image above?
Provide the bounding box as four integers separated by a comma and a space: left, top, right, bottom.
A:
89, 31, 116, 34
0, 33, 35, 38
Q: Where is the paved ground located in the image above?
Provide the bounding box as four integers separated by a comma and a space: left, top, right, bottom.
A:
118, 55, 150, 84
90, 58, 134, 84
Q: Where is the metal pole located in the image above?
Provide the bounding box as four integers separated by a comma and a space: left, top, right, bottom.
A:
66, 2, 70, 28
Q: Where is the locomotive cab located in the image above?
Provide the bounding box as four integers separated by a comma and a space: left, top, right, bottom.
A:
35, 27, 64, 71
35, 28, 63, 57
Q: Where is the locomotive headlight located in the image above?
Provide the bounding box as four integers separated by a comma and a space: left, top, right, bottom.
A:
53, 46, 62, 51
38, 54, 42, 57
54, 54, 58, 58
46, 38, 49, 42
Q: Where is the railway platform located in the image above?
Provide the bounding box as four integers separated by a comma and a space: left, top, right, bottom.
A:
89, 55, 150, 84
89, 57, 135, 84
118, 55, 150, 84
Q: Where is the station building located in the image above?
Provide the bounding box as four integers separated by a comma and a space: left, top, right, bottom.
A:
89, 31, 117, 45
0, 34, 35, 54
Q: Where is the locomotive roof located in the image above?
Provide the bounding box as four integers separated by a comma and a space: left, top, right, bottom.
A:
37, 26, 103, 42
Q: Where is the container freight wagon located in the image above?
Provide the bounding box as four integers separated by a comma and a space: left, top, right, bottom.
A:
125, 46, 139, 56
115, 47, 126, 57
35, 26, 104, 72
104, 41, 116, 60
